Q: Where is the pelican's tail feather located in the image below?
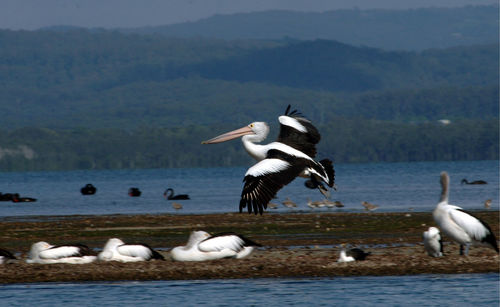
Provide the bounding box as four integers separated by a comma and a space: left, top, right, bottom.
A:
320, 159, 335, 188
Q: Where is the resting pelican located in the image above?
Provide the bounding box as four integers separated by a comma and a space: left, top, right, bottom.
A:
26, 241, 97, 264
170, 231, 261, 261
98, 238, 164, 262
202, 105, 335, 215
423, 227, 443, 257
433, 172, 498, 255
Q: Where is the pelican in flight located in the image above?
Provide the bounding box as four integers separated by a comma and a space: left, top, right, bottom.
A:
202, 105, 335, 215
433, 172, 498, 255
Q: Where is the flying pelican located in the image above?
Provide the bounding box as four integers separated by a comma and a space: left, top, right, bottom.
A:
98, 238, 164, 262
461, 178, 487, 185
337, 244, 371, 262
170, 231, 261, 261
26, 241, 97, 264
202, 105, 335, 215
0, 247, 16, 264
433, 172, 499, 256
423, 227, 443, 257
164, 188, 190, 200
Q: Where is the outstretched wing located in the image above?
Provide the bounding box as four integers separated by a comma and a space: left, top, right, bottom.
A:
240, 156, 306, 215
276, 105, 320, 158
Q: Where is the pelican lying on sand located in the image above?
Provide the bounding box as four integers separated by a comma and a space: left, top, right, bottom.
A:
26, 241, 97, 264
98, 238, 164, 262
170, 231, 261, 261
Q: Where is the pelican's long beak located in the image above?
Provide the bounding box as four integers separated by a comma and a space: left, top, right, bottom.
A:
202, 126, 254, 144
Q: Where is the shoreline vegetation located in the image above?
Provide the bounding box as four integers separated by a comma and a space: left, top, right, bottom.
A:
0, 211, 498, 283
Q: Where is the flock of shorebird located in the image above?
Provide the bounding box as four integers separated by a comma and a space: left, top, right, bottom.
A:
0, 106, 497, 267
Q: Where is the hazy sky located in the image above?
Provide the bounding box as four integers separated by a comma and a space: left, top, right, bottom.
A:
1, 0, 496, 30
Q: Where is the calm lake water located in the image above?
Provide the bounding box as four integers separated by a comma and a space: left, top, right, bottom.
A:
0, 160, 497, 217
1, 274, 499, 306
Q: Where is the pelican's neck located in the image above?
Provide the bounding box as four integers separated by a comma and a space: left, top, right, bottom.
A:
439, 172, 449, 203
242, 135, 268, 161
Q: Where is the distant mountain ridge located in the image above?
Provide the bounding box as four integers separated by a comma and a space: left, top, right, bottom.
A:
121, 5, 499, 50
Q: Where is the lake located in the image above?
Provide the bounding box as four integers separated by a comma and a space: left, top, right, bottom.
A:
0, 160, 497, 217
1, 274, 498, 306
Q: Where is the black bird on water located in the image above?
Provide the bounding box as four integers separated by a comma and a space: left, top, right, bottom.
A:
164, 188, 190, 200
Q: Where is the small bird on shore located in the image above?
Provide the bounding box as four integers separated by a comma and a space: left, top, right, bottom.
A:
362, 201, 379, 211
172, 202, 183, 210
282, 198, 297, 209
307, 198, 325, 209
433, 171, 498, 256
484, 199, 492, 209
0, 247, 16, 264
170, 231, 261, 261
337, 244, 371, 263
423, 227, 443, 257
98, 238, 164, 262
26, 241, 97, 264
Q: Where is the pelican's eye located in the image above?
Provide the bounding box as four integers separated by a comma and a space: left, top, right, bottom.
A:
249, 124, 254, 128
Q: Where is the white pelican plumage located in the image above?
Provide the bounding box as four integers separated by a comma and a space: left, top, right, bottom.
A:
98, 238, 164, 262
433, 172, 499, 255
423, 227, 443, 257
26, 241, 97, 264
170, 231, 261, 261
202, 105, 335, 215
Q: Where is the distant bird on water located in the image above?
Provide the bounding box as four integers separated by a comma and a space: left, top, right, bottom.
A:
433, 171, 498, 256
172, 202, 183, 210
461, 178, 487, 185
202, 105, 335, 215
362, 201, 379, 211
423, 227, 443, 257
128, 187, 141, 197
267, 202, 279, 209
164, 188, 190, 200
80, 183, 97, 195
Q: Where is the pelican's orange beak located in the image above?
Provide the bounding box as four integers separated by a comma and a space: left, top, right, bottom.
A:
202, 126, 254, 144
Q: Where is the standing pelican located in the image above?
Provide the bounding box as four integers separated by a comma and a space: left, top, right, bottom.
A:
423, 227, 443, 257
202, 105, 335, 215
433, 172, 498, 255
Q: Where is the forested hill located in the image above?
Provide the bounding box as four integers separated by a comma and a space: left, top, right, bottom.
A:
0, 28, 497, 170
122, 5, 499, 50
0, 29, 497, 130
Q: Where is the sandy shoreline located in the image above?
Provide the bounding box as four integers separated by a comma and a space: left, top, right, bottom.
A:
0, 211, 498, 283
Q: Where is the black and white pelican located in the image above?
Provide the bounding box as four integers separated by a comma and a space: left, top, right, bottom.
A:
170, 231, 261, 261
98, 238, 164, 262
423, 226, 443, 257
26, 241, 97, 264
433, 172, 499, 255
202, 105, 335, 215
